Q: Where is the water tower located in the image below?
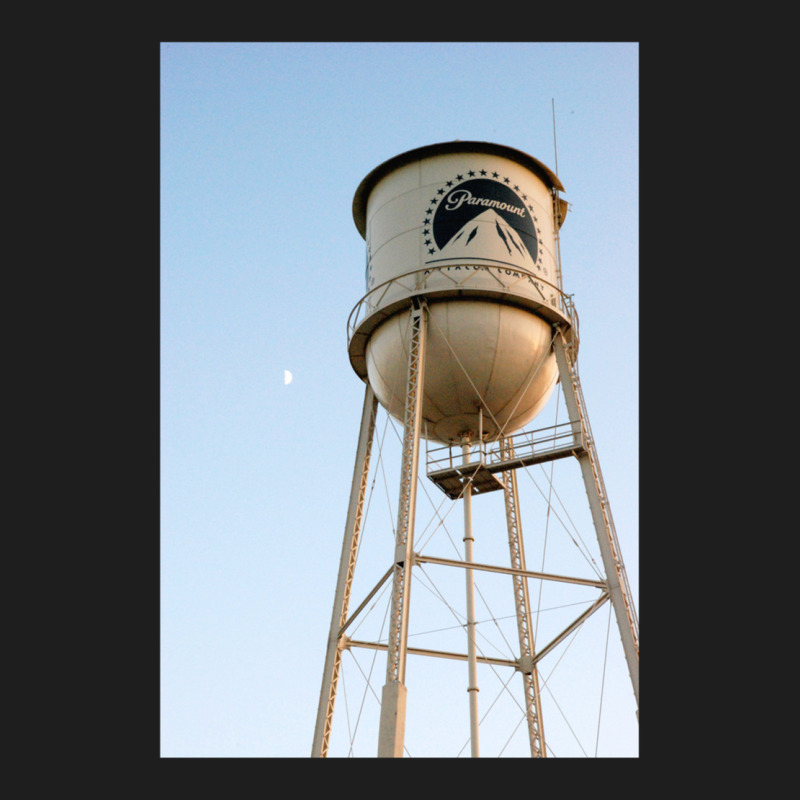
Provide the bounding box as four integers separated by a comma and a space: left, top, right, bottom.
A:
312, 141, 638, 757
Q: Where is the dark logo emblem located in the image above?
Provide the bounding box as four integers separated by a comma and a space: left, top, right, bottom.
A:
426, 176, 538, 267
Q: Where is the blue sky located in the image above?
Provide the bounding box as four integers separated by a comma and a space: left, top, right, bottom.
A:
160, 41, 638, 757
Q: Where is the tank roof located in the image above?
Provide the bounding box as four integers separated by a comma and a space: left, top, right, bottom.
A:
353, 140, 565, 238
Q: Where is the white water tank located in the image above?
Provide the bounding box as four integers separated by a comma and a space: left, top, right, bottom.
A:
348, 141, 572, 443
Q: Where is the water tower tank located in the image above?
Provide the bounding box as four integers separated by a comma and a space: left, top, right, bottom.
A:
348, 141, 573, 443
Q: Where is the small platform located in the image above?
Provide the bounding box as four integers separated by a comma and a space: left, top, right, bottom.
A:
426, 460, 507, 500
426, 423, 586, 500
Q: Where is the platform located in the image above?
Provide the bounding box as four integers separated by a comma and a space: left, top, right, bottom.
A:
426, 459, 507, 499
426, 422, 586, 499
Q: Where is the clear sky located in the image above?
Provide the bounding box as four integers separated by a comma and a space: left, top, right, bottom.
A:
160, 41, 638, 758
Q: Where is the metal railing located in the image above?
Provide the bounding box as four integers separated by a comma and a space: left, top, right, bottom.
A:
347, 263, 570, 348
426, 439, 487, 475
426, 421, 584, 477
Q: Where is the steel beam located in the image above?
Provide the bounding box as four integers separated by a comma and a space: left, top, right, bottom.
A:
377, 301, 427, 757
311, 384, 378, 757
553, 329, 639, 708
501, 436, 545, 757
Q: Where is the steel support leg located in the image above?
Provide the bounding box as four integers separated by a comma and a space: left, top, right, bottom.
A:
553, 329, 639, 709
311, 384, 378, 757
377, 301, 427, 757
501, 437, 546, 757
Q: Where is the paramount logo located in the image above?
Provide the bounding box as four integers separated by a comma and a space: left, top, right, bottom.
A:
428, 176, 538, 266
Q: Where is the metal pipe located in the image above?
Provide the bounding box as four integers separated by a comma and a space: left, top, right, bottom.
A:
462, 441, 480, 757
413, 553, 606, 588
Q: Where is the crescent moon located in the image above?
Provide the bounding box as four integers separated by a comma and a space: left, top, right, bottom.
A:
284, 370, 293, 385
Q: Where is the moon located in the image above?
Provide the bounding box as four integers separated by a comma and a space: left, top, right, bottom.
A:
284, 370, 293, 385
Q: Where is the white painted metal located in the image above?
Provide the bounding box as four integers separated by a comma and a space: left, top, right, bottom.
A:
552, 329, 640, 708
351, 141, 569, 443
365, 300, 558, 442
314, 141, 638, 757
500, 436, 546, 757
461, 441, 480, 758
311, 385, 378, 757
354, 143, 564, 305
377, 302, 427, 758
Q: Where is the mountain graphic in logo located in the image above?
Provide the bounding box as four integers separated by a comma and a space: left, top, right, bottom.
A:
435, 209, 537, 270
427, 177, 538, 266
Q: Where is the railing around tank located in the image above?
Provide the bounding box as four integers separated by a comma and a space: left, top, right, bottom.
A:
346, 263, 571, 349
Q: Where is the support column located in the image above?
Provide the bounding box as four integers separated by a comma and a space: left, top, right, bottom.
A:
377, 301, 427, 757
501, 436, 545, 757
553, 329, 639, 709
462, 441, 480, 758
312, 384, 378, 757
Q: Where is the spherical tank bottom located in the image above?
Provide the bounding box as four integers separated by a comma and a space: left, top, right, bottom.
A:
365, 299, 558, 443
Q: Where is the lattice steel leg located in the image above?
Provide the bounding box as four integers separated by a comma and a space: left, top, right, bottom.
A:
377, 300, 427, 758
553, 329, 639, 709
312, 384, 378, 757
501, 437, 546, 757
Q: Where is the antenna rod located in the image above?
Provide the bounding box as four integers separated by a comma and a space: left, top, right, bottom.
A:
551, 98, 559, 176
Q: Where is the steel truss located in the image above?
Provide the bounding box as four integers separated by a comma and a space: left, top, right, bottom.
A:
500, 436, 546, 757
311, 385, 379, 758
313, 302, 638, 758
